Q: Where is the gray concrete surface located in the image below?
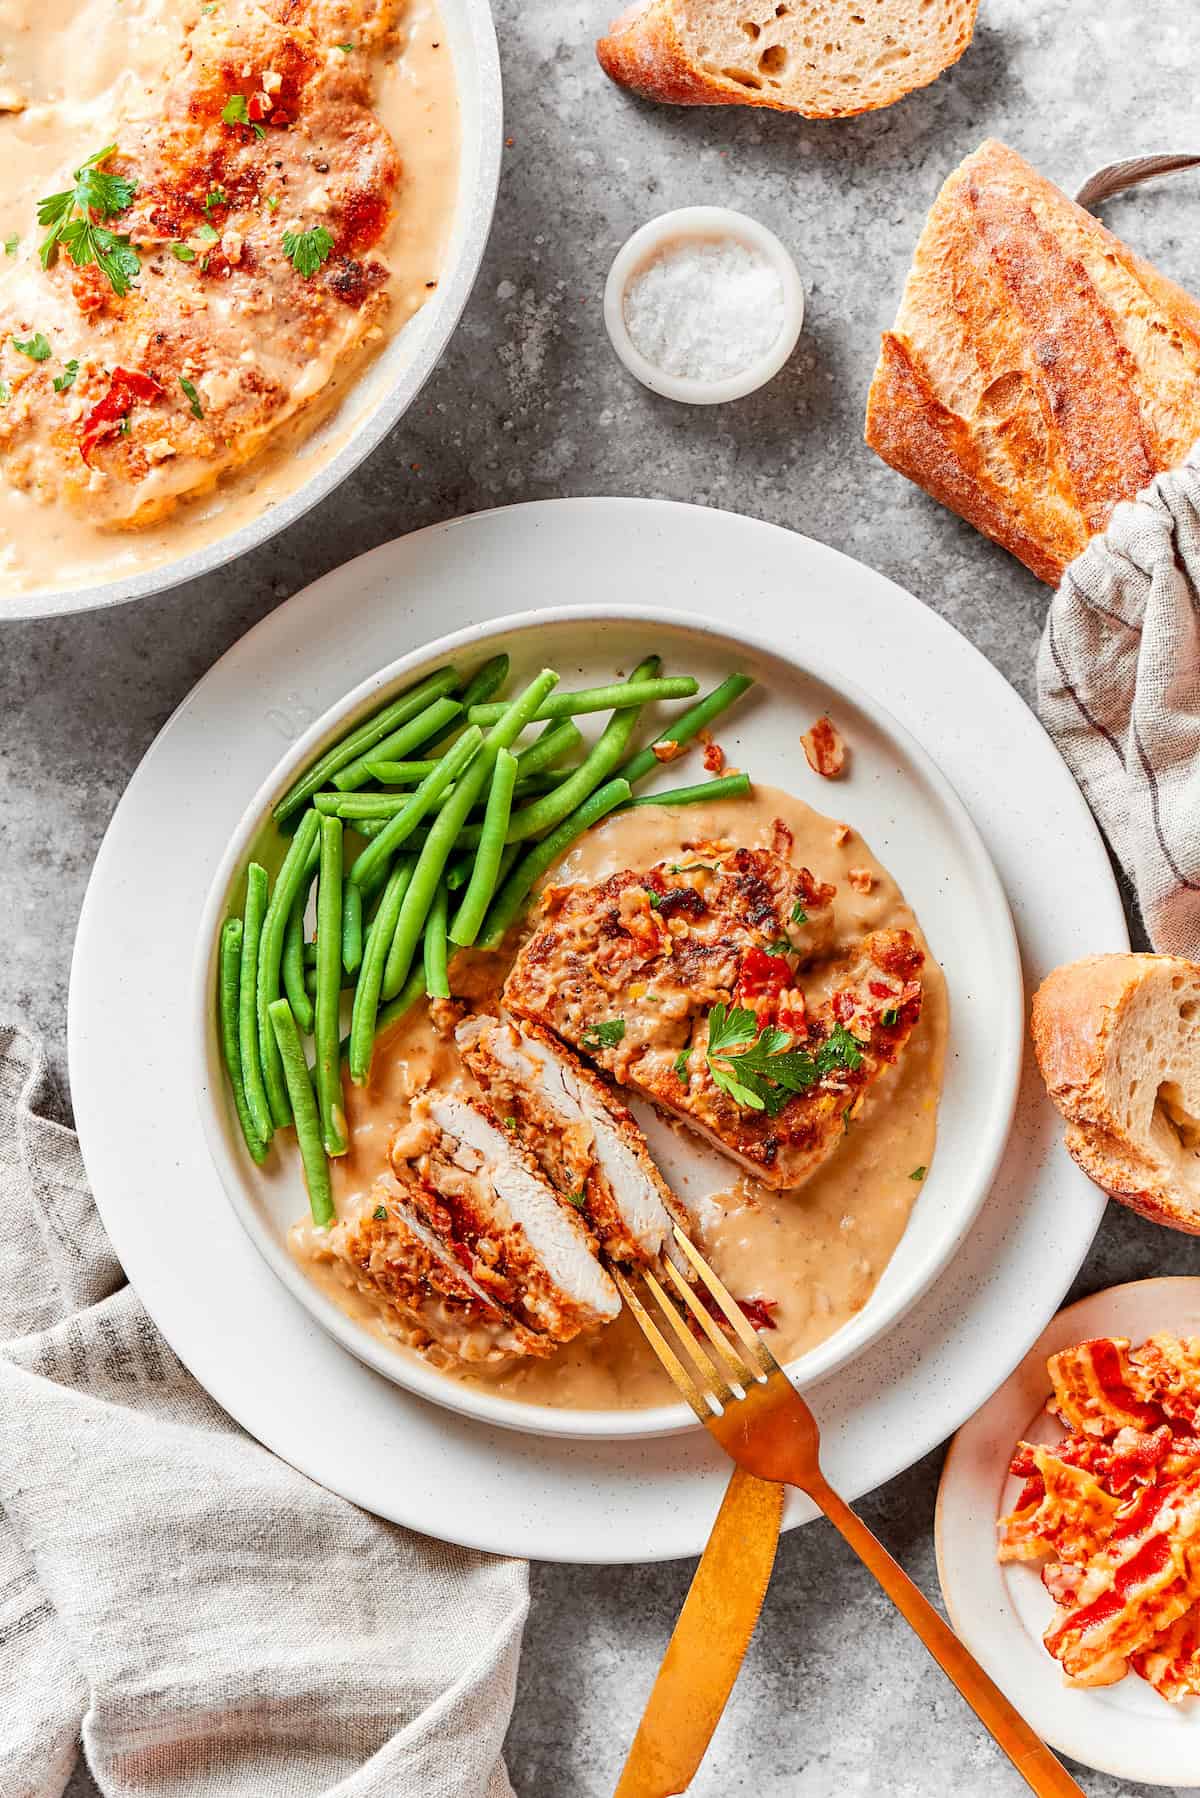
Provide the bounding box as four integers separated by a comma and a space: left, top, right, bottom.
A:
15, 0, 1200, 1791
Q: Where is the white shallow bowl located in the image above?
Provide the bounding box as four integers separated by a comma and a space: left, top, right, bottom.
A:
937, 1278, 1200, 1787
604, 206, 805, 404
7, 0, 502, 622
194, 602, 1023, 1441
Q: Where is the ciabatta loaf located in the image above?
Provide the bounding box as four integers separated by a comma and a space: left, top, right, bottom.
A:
1031, 955, 1200, 1233
865, 140, 1200, 584
596, 0, 978, 118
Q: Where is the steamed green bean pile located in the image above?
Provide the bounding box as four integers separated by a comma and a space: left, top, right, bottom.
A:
217, 652, 754, 1219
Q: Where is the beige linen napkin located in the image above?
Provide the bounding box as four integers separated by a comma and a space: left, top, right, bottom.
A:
0, 1024, 528, 1798
1037, 446, 1200, 956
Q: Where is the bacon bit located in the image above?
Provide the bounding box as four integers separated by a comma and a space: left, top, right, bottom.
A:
246, 91, 271, 121
702, 741, 726, 774
832, 990, 857, 1024
868, 981, 892, 1000
652, 740, 683, 763
801, 715, 846, 779
832, 823, 851, 847
847, 866, 875, 895
688, 1286, 779, 1338
78, 367, 164, 464
770, 818, 794, 859
738, 946, 791, 1002
795, 866, 837, 910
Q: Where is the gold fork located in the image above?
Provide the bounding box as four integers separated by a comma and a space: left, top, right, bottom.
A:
613, 1228, 1086, 1798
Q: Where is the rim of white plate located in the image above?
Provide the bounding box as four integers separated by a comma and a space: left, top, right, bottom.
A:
193, 599, 1025, 1441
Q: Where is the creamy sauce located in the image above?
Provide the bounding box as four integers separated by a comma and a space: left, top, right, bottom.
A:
0, 0, 458, 594
292, 786, 949, 1412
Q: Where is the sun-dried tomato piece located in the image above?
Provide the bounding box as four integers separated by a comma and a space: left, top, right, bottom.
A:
801, 715, 846, 778
78, 367, 165, 464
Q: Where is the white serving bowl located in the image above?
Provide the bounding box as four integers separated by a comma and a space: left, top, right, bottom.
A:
193, 604, 1024, 1441
6, 0, 502, 622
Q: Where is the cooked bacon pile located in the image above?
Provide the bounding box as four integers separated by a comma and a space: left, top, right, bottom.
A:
998, 1334, 1200, 1696
503, 844, 924, 1189
0, 0, 402, 528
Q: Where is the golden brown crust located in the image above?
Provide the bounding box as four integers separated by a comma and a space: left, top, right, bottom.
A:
865, 139, 1200, 583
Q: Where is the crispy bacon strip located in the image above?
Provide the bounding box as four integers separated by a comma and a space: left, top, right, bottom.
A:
998, 1442, 1120, 1565
801, 714, 845, 778
1047, 1337, 1165, 1436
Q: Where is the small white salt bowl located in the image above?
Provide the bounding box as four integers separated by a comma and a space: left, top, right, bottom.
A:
604, 205, 805, 405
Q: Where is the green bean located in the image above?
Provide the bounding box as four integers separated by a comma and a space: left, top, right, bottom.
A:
617, 673, 754, 786
357, 760, 440, 786
341, 878, 363, 975
382, 670, 558, 997
315, 816, 349, 1156
466, 675, 697, 727
267, 998, 334, 1226
238, 863, 273, 1142
503, 654, 659, 844
348, 725, 483, 894
273, 667, 460, 822
349, 858, 415, 1083
303, 940, 319, 967
514, 719, 582, 775
219, 919, 268, 1163
282, 890, 314, 1035
625, 773, 752, 808
324, 769, 561, 821
423, 880, 451, 999
478, 778, 632, 949
451, 747, 518, 946
461, 652, 510, 709
332, 695, 464, 794
256, 808, 321, 1128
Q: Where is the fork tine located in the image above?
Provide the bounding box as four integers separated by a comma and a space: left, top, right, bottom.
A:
672, 1226, 779, 1379
661, 1258, 756, 1386
612, 1267, 712, 1422
641, 1268, 738, 1403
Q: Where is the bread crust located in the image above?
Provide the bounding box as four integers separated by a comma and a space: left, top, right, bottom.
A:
596, 0, 977, 119
1031, 954, 1200, 1234
865, 139, 1200, 583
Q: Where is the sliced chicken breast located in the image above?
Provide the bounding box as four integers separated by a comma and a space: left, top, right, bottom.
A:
456, 1014, 690, 1265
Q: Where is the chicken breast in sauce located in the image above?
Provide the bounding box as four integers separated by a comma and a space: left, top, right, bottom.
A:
503, 843, 926, 1190
1, 0, 403, 530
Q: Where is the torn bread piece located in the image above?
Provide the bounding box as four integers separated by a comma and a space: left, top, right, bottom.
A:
456, 1013, 690, 1265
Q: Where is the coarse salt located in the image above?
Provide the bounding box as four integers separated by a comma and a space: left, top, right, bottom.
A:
622, 236, 785, 383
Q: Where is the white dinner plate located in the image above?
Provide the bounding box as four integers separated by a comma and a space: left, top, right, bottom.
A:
936, 1278, 1200, 1787
194, 605, 1022, 1440
68, 498, 1125, 1562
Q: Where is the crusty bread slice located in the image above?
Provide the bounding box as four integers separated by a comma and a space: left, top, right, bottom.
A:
596, 0, 978, 118
1031, 955, 1200, 1233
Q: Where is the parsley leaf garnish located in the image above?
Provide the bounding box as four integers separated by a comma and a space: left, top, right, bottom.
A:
372, 1203, 387, 1220
705, 1003, 822, 1116
195, 223, 220, 244
222, 94, 265, 138
814, 1023, 864, 1076
37, 147, 140, 297
204, 187, 229, 214
336, 40, 354, 51
910, 1166, 926, 1183
170, 242, 196, 262
880, 1005, 899, 1027
282, 224, 334, 277
580, 1018, 625, 1052
12, 333, 51, 361
790, 901, 808, 924
673, 1047, 691, 1084
647, 888, 665, 910
563, 1189, 586, 1210
53, 359, 79, 392
3, 234, 18, 256
179, 375, 203, 418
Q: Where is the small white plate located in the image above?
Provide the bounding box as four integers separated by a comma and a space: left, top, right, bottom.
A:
194, 605, 1021, 1440
937, 1277, 1200, 1786
69, 499, 1124, 1561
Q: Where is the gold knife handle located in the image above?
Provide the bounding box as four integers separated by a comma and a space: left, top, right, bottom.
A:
614, 1469, 783, 1798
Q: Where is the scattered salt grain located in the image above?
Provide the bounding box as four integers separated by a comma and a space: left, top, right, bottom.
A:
622, 237, 785, 383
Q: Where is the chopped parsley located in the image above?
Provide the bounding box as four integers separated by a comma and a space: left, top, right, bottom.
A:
580, 1018, 625, 1052
790, 901, 808, 925
673, 1047, 691, 1084
3, 234, 18, 257
201, 3, 217, 11
766, 936, 792, 957
910, 1166, 926, 1182
0, 379, 9, 406
204, 187, 229, 214
222, 93, 265, 139
336, 40, 354, 51
372, 1203, 387, 1220
37, 146, 141, 297
880, 1005, 899, 1027
53, 359, 79, 392
704, 1007, 864, 1116
265, 195, 280, 212
563, 1189, 586, 1210
667, 861, 713, 875
179, 375, 203, 418
195, 223, 220, 245
842, 1106, 853, 1134
12, 333, 51, 361
647, 888, 665, 910
282, 224, 334, 278
170, 242, 196, 262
